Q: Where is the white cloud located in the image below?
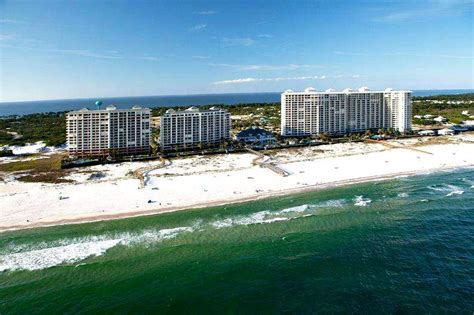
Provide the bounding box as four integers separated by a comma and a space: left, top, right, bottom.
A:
257, 34, 274, 38
190, 24, 207, 31
1, 41, 161, 61
137, 56, 160, 61
208, 63, 322, 71
222, 37, 256, 46
194, 10, 217, 15
57, 49, 123, 59
215, 78, 258, 84
192, 55, 210, 59
334, 51, 474, 59
213, 74, 362, 85
0, 19, 26, 24
375, 0, 472, 22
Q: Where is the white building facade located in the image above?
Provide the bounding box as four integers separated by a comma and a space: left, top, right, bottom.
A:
66, 105, 151, 156
159, 106, 231, 151
281, 87, 412, 136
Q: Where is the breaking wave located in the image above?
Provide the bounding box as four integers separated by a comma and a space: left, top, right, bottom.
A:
461, 178, 474, 189
427, 184, 464, 197
0, 226, 194, 272
0, 198, 352, 272
353, 196, 372, 207
212, 199, 348, 229
0, 239, 121, 272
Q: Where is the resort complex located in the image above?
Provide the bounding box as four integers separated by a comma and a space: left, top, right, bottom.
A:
66, 105, 151, 156
159, 106, 231, 151
59, 89, 474, 160
281, 87, 412, 136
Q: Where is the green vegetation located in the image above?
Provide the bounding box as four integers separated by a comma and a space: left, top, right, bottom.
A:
413, 93, 474, 102
0, 112, 66, 146
150, 102, 280, 116
412, 93, 474, 124
0, 154, 70, 183
1, 94, 471, 148
0, 154, 63, 172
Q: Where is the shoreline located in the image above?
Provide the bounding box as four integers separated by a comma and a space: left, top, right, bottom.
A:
1, 164, 472, 234
1, 136, 473, 234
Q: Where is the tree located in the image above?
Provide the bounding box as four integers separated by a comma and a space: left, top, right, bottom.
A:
318, 133, 331, 142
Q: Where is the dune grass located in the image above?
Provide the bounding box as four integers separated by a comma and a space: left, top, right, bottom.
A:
0, 154, 71, 183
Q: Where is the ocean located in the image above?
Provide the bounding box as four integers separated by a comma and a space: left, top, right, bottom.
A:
0, 89, 473, 116
1, 169, 473, 313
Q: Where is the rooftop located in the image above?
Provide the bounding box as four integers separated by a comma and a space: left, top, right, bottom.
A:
67, 105, 150, 114
236, 127, 275, 138
283, 87, 412, 94
164, 106, 227, 115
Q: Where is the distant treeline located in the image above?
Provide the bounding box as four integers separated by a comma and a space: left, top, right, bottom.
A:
412, 93, 474, 124
151, 102, 280, 116
413, 93, 474, 101
0, 112, 66, 146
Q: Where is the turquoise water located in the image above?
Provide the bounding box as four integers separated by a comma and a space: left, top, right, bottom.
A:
1, 169, 473, 313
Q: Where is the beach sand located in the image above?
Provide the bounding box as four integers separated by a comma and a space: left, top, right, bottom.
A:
1, 135, 473, 232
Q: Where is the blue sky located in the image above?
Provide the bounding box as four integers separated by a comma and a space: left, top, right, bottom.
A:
0, 0, 473, 102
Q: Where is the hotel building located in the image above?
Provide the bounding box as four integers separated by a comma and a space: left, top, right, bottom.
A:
66, 105, 151, 156
281, 87, 412, 136
159, 106, 231, 151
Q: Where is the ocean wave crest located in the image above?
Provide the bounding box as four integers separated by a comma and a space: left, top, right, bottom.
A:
353, 196, 372, 207
427, 184, 464, 196
0, 226, 194, 272
1, 198, 353, 272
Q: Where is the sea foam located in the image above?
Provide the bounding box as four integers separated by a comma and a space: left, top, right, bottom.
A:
0, 239, 121, 272
1, 199, 351, 272
428, 184, 464, 196
0, 226, 194, 272
353, 196, 372, 207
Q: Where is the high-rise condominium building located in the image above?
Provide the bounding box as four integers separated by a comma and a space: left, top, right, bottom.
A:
159, 106, 231, 151
281, 87, 412, 136
66, 105, 151, 156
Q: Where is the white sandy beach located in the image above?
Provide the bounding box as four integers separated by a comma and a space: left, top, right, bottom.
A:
1, 135, 473, 232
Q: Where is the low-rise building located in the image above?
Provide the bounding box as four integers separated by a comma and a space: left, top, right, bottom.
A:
451, 125, 469, 133
462, 120, 474, 130
159, 106, 231, 151
236, 127, 277, 147
418, 130, 435, 136
438, 128, 454, 136
433, 116, 447, 123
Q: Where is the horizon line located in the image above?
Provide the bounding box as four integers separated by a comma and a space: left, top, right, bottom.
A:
1, 88, 473, 104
